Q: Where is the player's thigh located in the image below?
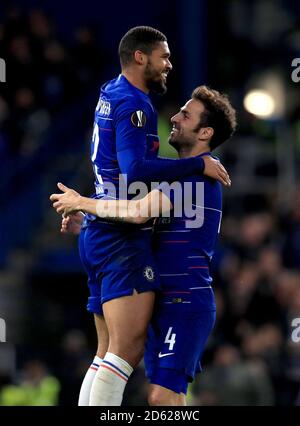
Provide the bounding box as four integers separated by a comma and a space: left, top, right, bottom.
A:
103, 291, 155, 344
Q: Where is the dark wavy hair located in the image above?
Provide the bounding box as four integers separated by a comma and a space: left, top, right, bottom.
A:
192, 85, 237, 150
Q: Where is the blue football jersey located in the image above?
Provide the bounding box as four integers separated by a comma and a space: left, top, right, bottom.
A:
90, 74, 159, 201
154, 172, 222, 310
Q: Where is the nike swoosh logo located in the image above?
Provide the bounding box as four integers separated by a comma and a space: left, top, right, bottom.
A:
158, 352, 175, 358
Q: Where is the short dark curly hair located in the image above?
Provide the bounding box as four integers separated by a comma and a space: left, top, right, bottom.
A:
192, 85, 237, 150
119, 26, 167, 68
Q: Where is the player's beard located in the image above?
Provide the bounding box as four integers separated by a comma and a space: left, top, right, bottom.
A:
168, 131, 195, 153
144, 60, 167, 95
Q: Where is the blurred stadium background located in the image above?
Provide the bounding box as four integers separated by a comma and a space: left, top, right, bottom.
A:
0, 0, 300, 406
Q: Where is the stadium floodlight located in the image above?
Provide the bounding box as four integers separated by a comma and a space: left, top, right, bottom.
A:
243, 73, 293, 210
243, 90, 276, 118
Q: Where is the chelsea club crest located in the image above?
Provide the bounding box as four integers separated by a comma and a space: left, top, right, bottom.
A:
143, 266, 155, 281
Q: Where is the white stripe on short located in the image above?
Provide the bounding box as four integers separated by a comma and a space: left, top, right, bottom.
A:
192, 204, 222, 213
189, 286, 212, 290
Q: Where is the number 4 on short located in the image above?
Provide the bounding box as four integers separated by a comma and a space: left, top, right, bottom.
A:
164, 327, 176, 350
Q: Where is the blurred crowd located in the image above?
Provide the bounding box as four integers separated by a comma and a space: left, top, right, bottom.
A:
0, 6, 104, 159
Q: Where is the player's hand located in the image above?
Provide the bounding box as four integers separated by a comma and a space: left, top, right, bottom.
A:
202, 156, 231, 187
50, 182, 82, 215
61, 212, 83, 235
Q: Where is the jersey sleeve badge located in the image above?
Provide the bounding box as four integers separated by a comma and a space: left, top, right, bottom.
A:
131, 110, 147, 128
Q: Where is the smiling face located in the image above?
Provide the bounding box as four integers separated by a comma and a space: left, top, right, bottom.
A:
169, 99, 205, 150
144, 41, 172, 94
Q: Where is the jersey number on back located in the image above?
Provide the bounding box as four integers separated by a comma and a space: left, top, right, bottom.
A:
91, 123, 103, 185
91, 123, 100, 162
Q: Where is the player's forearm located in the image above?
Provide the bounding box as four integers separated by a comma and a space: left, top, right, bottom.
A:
78, 196, 148, 224
96, 199, 141, 224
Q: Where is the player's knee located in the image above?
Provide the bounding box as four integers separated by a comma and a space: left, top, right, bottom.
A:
148, 387, 178, 406
116, 344, 143, 368
109, 336, 145, 368
124, 340, 145, 367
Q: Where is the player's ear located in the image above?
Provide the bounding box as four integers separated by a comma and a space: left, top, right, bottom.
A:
134, 50, 146, 65
199, 127, 214, 141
